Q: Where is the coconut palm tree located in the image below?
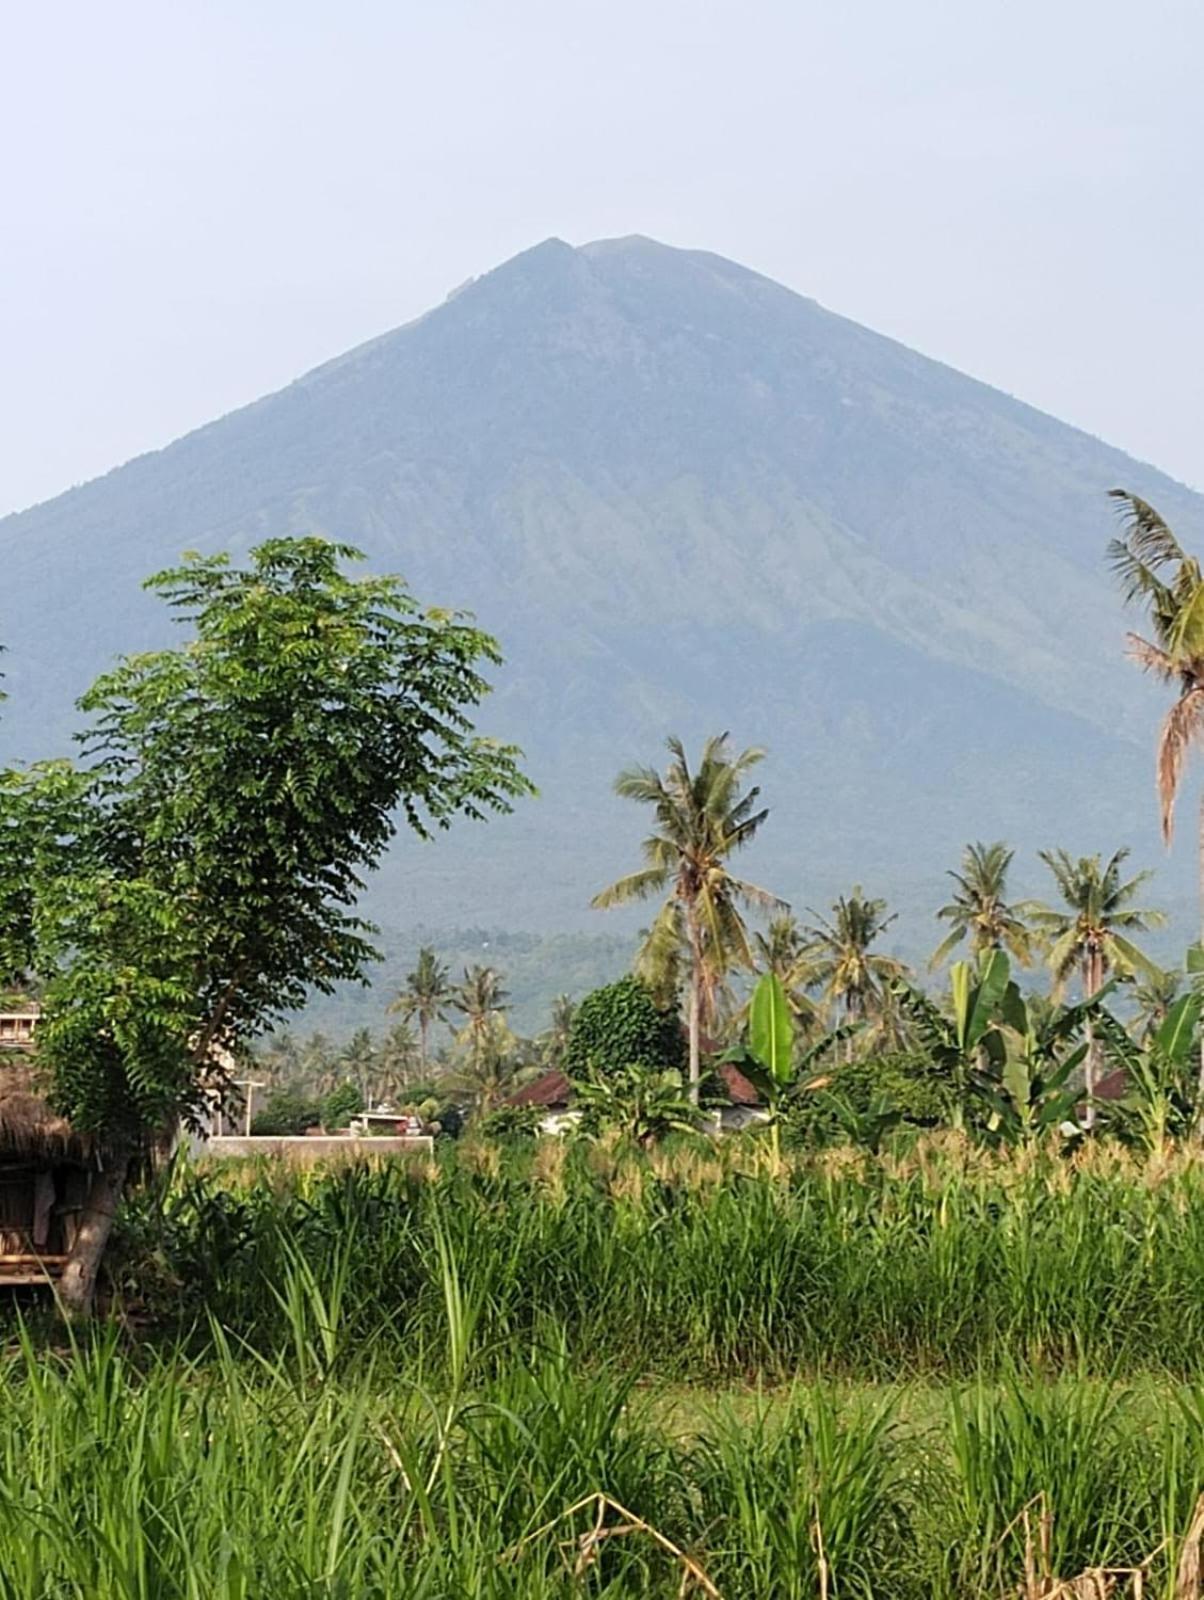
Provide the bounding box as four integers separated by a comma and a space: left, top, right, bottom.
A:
1109, 489, 1204, 1102
539, 993, 577, 1070
930, 841, 1034, 968
389, 946, 451, 1072
801, 889, 906, 1054
751, 913, 818, 1026
452, 965, 510, 1073
1029, 847, 1165, 1127
339, 1028, 378, 1105
591, 734, 784, 1103
1132, 967, 1182, 1046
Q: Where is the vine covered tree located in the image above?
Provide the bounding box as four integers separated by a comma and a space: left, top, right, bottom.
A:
930, 841, 1034, 968
591, 735, 783, 1103
0, 536, 531, 1313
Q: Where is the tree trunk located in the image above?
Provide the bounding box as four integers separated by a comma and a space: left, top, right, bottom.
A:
686, 910, 703, 1106
419, 1016, 429, 1074
57, 1150, 130, 1319
1082, 952, 1102, 1134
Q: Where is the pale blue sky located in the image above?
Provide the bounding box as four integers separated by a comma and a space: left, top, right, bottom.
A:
2, 0, 1202, 517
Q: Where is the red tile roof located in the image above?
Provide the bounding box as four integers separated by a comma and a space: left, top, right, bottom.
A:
506, 1070, 571, 1108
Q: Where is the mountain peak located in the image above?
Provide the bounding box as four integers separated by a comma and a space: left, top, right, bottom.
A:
1, 234, 1199, 935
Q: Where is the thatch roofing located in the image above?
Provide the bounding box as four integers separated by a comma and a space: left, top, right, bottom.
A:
0, 1060, 92, 1163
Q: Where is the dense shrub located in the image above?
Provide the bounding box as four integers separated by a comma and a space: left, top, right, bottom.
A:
249, 1089, 321, 1136
320, 1081, 364, 1130
566, 975, 684, 1080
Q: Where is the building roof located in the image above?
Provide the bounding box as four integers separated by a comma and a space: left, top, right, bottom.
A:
0, 1062, 92, 1163
713, 1061, 763, 1107
506, 1069, 572, 1109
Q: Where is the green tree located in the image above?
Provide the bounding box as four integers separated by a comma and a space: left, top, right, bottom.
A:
539, 993, 577, 1070
930, 841, 1034, 968
388, 946, 451, 1072
339, 1028, 377, 1105
452, 965, 510, 1075
565, 975, 684, 1082
0, 535, 530, 1313
376, 1020, 421, 1101
591, 734, 782, 1103
320, 1081, 364, 1131
1109, 490, 1204, 1106
802, 889, 906, 1051
750, 913, 818, 1027
1029, 848, 1164, 1128
250, 1088, 321, 1137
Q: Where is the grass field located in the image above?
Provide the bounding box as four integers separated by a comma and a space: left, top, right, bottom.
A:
8, 1134, 1204, 1596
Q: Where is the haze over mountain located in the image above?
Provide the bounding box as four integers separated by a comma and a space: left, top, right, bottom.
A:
1, 234, 1199, 1018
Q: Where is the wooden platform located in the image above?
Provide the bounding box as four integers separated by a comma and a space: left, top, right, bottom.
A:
0, 1252, 66, 1285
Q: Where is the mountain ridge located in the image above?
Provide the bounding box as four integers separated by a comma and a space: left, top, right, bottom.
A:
1, 234, 1199, 1003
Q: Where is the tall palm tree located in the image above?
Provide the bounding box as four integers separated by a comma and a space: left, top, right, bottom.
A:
340, 1028, 378, 1105
801, 889, 905, 1054
1132, 967, 1182, 1046
539, 993, 577, 1070
930, 841, 1034, 968
591, 734, 783, 1103
389, 946, 451, 1072
1109, 489, 1204, 1101
452, 965, 510, 1073
376, 1021, 421, 1102
1030, 847, 1165, 1127
752, 913, 818, 1026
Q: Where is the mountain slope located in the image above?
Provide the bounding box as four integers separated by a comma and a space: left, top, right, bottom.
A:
0, 234, 1197, 959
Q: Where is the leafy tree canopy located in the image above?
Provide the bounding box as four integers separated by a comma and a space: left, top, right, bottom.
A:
0, 535, 532, 1148
566, 975, 685, 1081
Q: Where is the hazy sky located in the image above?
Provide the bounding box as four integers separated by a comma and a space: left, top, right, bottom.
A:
3, 0, 1202, 518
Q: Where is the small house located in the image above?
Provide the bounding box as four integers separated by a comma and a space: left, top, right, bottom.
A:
0, 1003, 95, 1286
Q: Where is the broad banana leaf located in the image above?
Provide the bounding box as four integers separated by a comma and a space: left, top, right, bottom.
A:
748, 972, 794, 1088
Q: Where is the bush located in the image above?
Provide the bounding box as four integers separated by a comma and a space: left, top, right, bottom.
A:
566, 976, 684, 1081
320, 1081, 364, 1130
249, 1089, 321, 1136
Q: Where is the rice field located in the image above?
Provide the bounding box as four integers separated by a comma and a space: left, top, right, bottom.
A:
9, 1134, 1204, 1595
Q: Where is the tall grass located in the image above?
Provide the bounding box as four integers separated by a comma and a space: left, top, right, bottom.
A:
107, 1134, 1204, 1379
3, 1318, 1204, 1594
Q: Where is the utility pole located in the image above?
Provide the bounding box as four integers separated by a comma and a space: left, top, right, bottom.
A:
232, 1079, 266, 1137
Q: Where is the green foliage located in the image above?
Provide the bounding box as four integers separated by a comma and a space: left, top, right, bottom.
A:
249, 1089, 322, 1137
566, 975, 684, 1080
0, 537, 531, 1148
747, 971, 794, 1089
320, 1081, 364, 1131
574, 1062, 698, 1144
473, 1102, 545, 1140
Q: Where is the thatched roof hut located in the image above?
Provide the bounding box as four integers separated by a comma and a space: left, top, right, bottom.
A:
0, 1007, 95, 1283
0, 1061, 92, 1164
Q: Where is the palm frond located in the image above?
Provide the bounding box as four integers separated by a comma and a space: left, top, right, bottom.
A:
590, 866, 670, 909
1125, 633, 1177, 681
1157, 688, 1204, 843
1108, 489, 1186, 568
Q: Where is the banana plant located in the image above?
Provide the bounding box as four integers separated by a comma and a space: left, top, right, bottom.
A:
1092, 988, 1202, 1150
892, 949, 1020, 1110
720, 973, 851, 1157
895, 951, 1110, 1140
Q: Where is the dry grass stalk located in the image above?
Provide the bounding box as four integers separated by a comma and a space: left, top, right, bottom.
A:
504, 1492, 722, 1598
1014, 1490, 1204, 1600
